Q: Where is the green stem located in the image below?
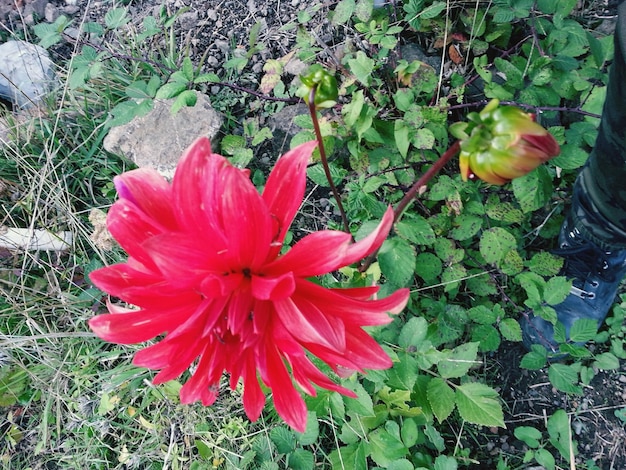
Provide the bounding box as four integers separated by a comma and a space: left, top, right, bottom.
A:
308, 86, 352, 235
359, 140, 461, 272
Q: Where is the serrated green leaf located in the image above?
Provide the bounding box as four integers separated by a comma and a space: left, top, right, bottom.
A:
395, 217, 436, 245
296, 412, 319, 445
348, 51, 375, 86
427, 378, 456, 423
438, 342, 479, 379
479, 227, 517, 265
512, 166, 553, 213
434, 455, 458, 470
388, 459, 414, 470
170, 89, 197, 114
455, 383, 505, 427
499, 318, 522, 342
593, 352, 620, 370
467, 305, 498, 325
472, 324, 501, 352
220, 135, 247, 154
551, 144, 589, 170
569, 318, 598, 342
398, 316, 429, 349
441, 263, 467, 293
520, 345, 548, 370
544, 276, 571, 306
529, 252, 564, 276
379, 238, 416, 287
548, 364, 582, 394
270, 426, 296, 454
287, 449, 314, 470
450, 214, 483, 241
415, 252, 442, 282
306, 162, 347, 187
369, 427, 408, 467
345, 381, 375, 416
395, 120, 411, 158
104, 7, 130, 29
332, 0, 355, 25
413, 127, 435, 149
501, 249, 524, 275
420, 1, 447, 19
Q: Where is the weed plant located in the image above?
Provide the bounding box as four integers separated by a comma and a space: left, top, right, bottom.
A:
1, 1, 624, 469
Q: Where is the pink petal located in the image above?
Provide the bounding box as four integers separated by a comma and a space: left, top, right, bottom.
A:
106, 200, 169, 271
89, 306, 174, 344
261, 344, 308, 432
273, 297, 346, 351
219, 165, 273, 269
142, 233, 229, 285
262, 141, 316, 258
241, 357, 265, 422
114, 169, 177, 230
171, 137, 229, 245
250, 272, 296, 300
295, 280, 409, 325
262, 230, 351, 277
227, 289, 254, 336
340, 206, 394, 267
289, 353, 356, 398
179, 343, 221, 406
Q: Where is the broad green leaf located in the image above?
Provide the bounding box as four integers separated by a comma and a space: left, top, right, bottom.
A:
332, 0, 355, 25
398, 316, 429, 349
569, 318, 598, 343
450, 214, 482, 241
427, 378, 455, 423
534, 448, 556, 470
395, 217, 436, 245
544, 276, 572, 306
471, 324, 501, 352
328, 442, 367, 470
170, 89, 197, 114
297, 412, 319, 446
520, 345, 548, 370
400, 418, 419, 448
368, 427, 408, 467
355, 0, 374, 22
455, 383, 505, 428
395, 120, 411, 158
494, 57, 523, 88
547, 409, 574, 462
348, 51, 375, 86
413, 127, 435, 149
437, 342, 479, 379
388, 459, 414, 470
479, 227, 517, 265
104, 7, 130, 29
529, 252, 564, 277
499, 318, 522, 342
467, 305, 497, 325
512, 166, 553, 213
287, 449, 315, 470
343, 90, 365, 127
548, 364, 582, 394
155, 81, 188, 99
379, 237, 417, 287
514, 426, 543, 448
593, 352, 620, 371
270, 426, 296, 454
434, 455, 458, 470
424, 423, 445, 451
415, 252, 442, 282
501, 249, 524, 276
306, 162, 347, 187
551, 144, 589, 170
441, 263, 467, 293
345, 382, 375, 417
420, 1, 447, 19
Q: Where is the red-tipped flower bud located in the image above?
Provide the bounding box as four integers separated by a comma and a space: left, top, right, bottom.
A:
449, 99, 560, 185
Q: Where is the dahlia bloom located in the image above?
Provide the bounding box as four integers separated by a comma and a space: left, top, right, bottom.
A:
89, 137, 409, 432
450, 99, 560, 185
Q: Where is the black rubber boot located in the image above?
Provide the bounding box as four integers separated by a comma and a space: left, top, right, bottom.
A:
521, 211, 626, 355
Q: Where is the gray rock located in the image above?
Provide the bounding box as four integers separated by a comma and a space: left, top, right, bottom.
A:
103, 91, 223, 177
267, 103, 309, 153
0, 41, 56, 109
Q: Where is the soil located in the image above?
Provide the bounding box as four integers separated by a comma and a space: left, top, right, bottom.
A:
2, 0, 626, 469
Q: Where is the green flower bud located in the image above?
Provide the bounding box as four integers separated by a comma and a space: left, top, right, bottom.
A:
297, 64, 338, 109
450, 99, 560, 185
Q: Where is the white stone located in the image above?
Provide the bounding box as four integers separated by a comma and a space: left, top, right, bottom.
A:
0, 41, 56, 109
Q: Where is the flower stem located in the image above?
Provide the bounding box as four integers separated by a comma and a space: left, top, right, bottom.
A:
393, 140, 461, 224
358, 140, 461, 272
308, 86, 351, 235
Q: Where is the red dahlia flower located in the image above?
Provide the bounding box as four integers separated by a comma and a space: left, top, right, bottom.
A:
89, 137, 409, 432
